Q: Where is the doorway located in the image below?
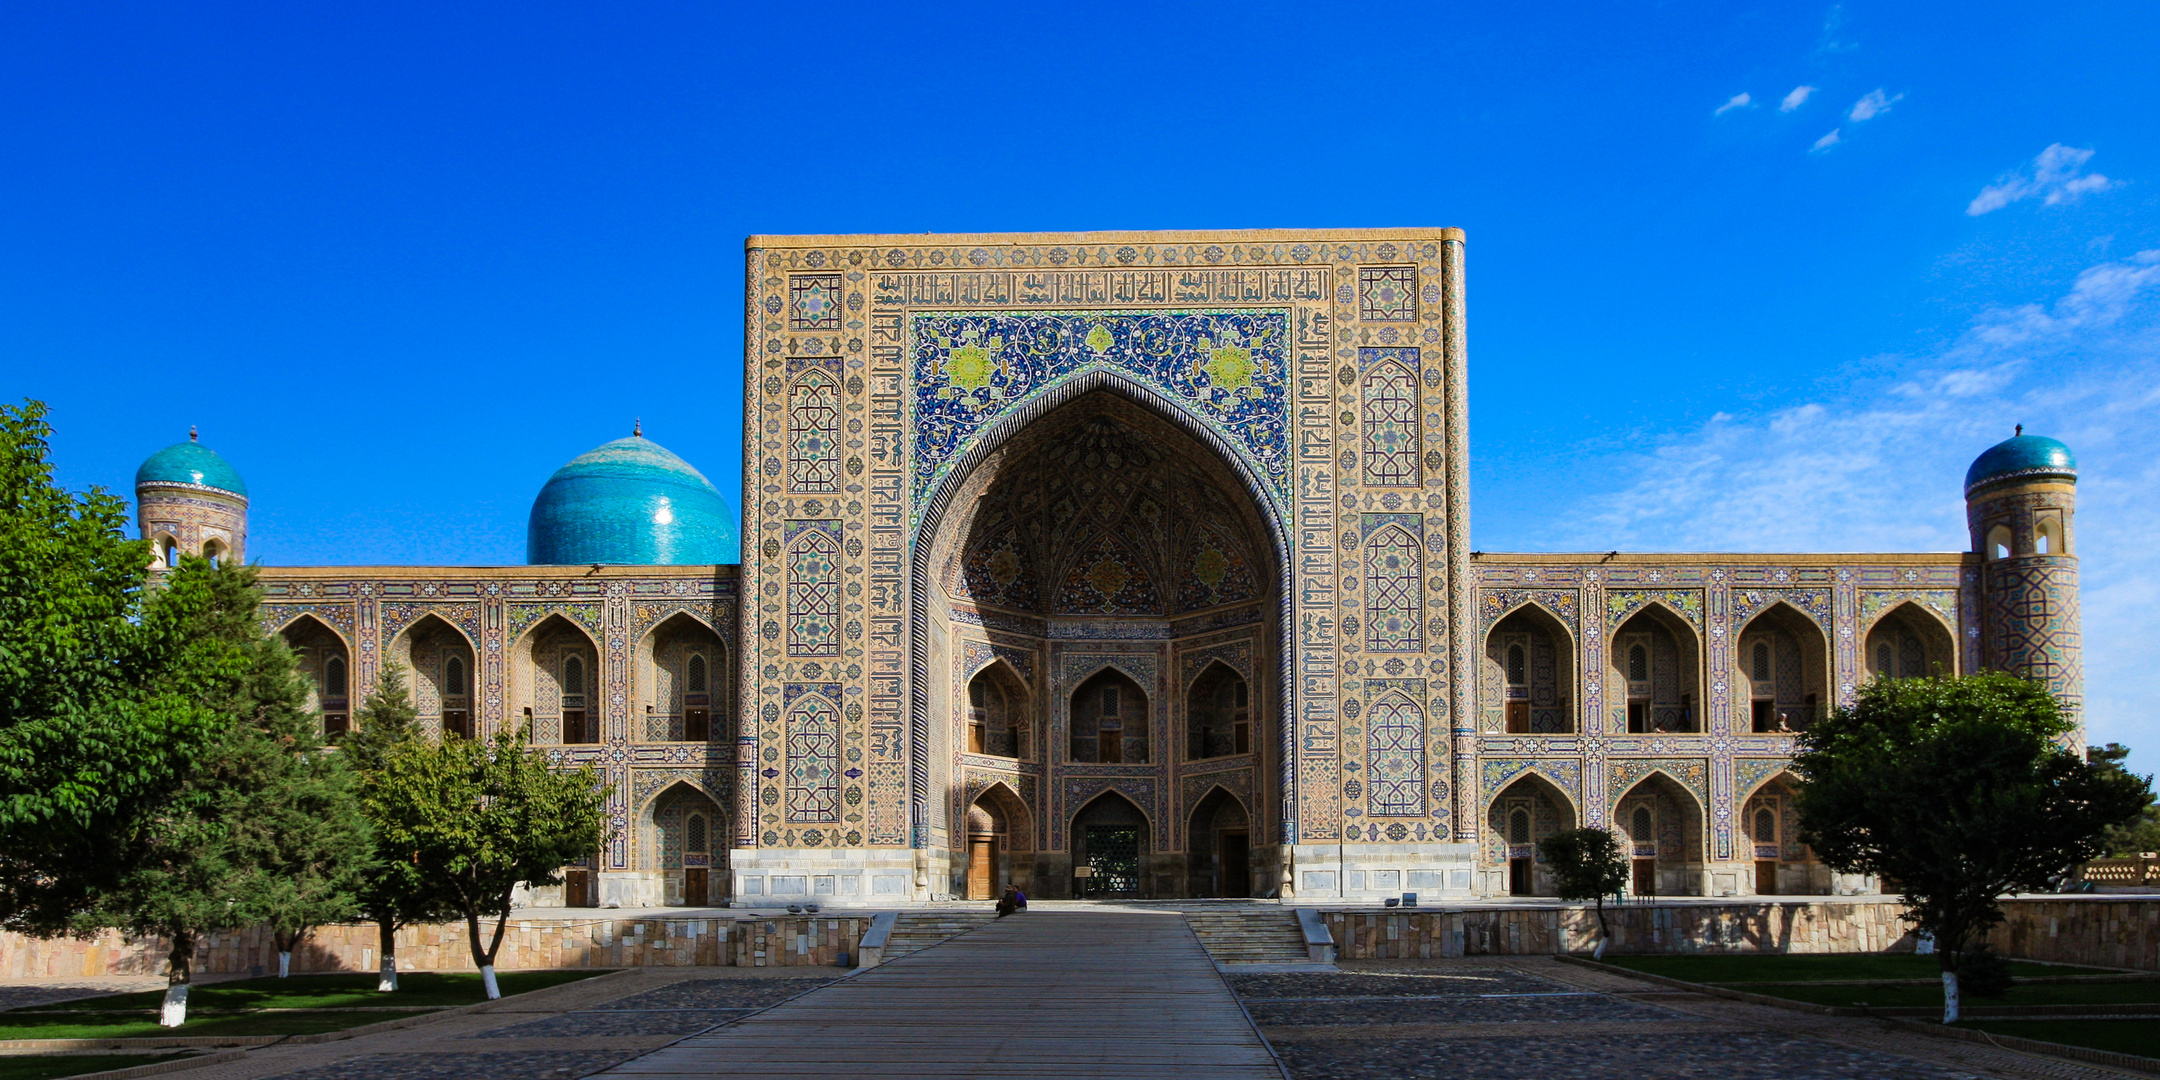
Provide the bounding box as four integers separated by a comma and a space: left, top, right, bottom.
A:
1218, 831, 1250, 898
563, 869, 593, 908
1755, 860, 1779, 895
968, 836, 997, 900
1632, 857, 1656, 897
1509, 857, 1533, 895
684, 868, 709, 905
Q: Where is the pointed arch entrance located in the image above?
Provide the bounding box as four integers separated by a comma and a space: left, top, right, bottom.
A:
1186, 787, 1252, 898
917, 386, 1287, 899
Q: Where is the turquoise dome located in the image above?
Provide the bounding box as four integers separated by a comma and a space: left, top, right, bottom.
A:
1965, 433, 2077, 494
136, 435, 248, 497
527, 435, 738, 565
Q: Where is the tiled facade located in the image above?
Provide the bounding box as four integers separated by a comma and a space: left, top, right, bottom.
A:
149, 228, 2079, 908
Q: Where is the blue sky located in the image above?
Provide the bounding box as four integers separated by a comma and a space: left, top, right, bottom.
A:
7, 2, 2156, 767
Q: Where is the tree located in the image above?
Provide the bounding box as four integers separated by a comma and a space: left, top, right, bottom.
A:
82, 558, 374, 1025
0, 400, 220, 932
1538, 827, 1629, 958
343, 664, 453, 991
1795, 673, 2150, 1023
2087, 744, 2160, 856
368, 724, 608, 999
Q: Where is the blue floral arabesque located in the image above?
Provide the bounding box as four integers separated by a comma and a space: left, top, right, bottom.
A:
912, 309, 1290, 513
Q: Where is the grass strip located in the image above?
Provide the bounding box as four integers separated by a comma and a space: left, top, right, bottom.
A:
17, 970, 605, 1013
1956, 1019, 2160, 1060
1737, 981, 2160, 1010
0, 1055, 195, 1080
1597, 954, 2088, 985
0, 1009, 434, 1040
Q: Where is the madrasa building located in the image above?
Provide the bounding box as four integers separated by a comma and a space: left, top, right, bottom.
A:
129, 228, 2085, 909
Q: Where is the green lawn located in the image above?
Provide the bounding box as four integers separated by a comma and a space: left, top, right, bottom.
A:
0, 1010, 433, 1041
1958, 1019, 2160, 1059
1743, 980, 2160, 1010
1600, 954, 2093, 985
0, 1055, 195, 1080
19, 970, 606, 1013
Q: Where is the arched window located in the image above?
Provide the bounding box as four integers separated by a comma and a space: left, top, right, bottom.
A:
1751, 642, 1771, 682
1987, 524, 2013, 561
686, 653, 708, 694
1876, 643, 1895, 678
1506, 644, 1526, 685
1509, 808, 1530, 845
2035, 515, 2061, 555
1631, 806, 1653, 844
562, 655, 584, 698
324, 656, 348, 698
686, 813, 709, 854
162, 538, 180, 568
1627, 644, 1648, 682
446, 655, 468, 697
202, 541, 222, 568
1754, 808, 1777, 844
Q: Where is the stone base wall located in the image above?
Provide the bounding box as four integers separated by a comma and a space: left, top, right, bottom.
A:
1991, 897, 2159, 971
0, 915, 868, 978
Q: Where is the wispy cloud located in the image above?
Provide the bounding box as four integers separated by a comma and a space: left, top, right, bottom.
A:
1780, 85, 1817, 112
1540, 250, 2160, 766
1715, 93, 1755, 117
1811, 129, 1843, 153
1848, 88, 1903, 122
1967, 144, 2123, 216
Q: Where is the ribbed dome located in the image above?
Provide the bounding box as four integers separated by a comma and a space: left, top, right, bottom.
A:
136, 435, 248, 498
527, 435, 738, 565
1965, 433, 2077, 494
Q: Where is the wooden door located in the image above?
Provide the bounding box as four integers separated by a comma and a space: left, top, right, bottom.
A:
1505, 702, 1530, 733
1632, 857, 1656, 896
967, 837, 996, 900
1755, 860, 1779, 895
1098, 728, 1121, 763
564, 869, 591, 908
1219, 831, 1250, 898
684, 868, 709, 906
1509, 857, 1533, 895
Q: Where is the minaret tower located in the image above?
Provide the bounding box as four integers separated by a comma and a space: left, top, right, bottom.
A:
135, 427, 250, 567
1964, 427, 2080, 726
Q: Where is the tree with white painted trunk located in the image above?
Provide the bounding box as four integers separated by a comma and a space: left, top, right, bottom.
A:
343, 664, 454, 992
1538, 827, 1629, 959
1795, 673, 2150, 1023
366, 723, 608, 999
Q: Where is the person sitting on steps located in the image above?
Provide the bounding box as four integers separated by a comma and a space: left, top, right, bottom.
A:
995, 885, 1027, 917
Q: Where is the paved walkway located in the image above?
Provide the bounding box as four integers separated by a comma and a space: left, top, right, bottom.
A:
597, 909, 1283, 1079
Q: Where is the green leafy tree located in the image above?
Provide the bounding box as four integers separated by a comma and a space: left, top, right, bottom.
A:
1795, 673, 2150, 1023
0, 400, 221, 931
1538, 827, 1630, 958
368, 725, 609, 999
2087, 744, 2160, 856
83, 558, 374, 1025
344, 664, 453, 991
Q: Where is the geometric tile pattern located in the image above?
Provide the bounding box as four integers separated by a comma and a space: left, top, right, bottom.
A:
1359, 351, 1420, 486
1358, 266, 1416, 321
784, 683, 842, 824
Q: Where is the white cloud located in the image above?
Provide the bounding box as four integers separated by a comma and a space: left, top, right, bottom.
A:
1967, 144, 2123, 216
1715, 93, 1755, 117
1848, 88, 1903, 121
1781, 85, 1817, 112
1536, 250, 2160, 772
1811, 129, 1843, 152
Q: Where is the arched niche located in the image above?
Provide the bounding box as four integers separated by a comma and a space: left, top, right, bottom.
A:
387, 614, 477, 741
1865, 602, 1956, 682
1185, 786, 1251, 898
1071, 790, 1150, 898
1482, 604, 1576, 734
639, 612, 725, 743
1736, 603, 1830, 732
280, 614, 351, 739
962, 782, 1034, 900
1610, 605, 1701, 733
1612, 772, 1705, 897
1070, 667, 1149, 764
964, 659, 1031, 760
1487, 773, 1577, 897
641, 781, 725, 906
1185, 660, 1251, 760
514, 614, 601, 745
1740, 770, 1825, 895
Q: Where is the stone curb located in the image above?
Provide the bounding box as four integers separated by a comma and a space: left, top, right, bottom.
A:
1556, 955, 2160, 1075
34, 1051, 249, 1080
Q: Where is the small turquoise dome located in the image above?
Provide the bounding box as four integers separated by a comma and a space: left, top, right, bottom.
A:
1966, 432, 2077, 494
527, 434, 738, 565
136, 433, 248, 497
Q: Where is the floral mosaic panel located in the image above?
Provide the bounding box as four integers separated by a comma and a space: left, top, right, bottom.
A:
1055, 533, 1162, 615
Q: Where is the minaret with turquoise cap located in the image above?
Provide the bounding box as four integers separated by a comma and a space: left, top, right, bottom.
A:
136, 427, 249, 568
1964, 425, 2081, 726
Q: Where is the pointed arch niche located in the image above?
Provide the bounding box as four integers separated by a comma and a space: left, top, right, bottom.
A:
1186, 787, 1252, 898
1736, 604, 1830, 732
1865, 603, 1956, 682
388, 614, 477, 741
639, 612, 726, 743
1482, 605, 1575, 734
641, 781, 726, 906
513, 614, 602, 746
1612, 772, 1705, 897
963, 783, 1034, 900
917, 387, 1283, 899
280, 615, 351, 739
1610, 605, 1701, 733
1740, 771, 1826, 894
1071, 790, 1150, 898
1487, 773, 1576, 897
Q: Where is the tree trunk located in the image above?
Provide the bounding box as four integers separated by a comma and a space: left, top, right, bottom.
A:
272, 927, 306, 977
462, 898, 515, 1000
160, 931, 194, 1028
1942, 969, 1961, 1023
377, 918, 399, 992
278, 951, 291, 978
1592, 895, 1611, 959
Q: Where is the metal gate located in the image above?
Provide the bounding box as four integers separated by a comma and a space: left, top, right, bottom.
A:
1084, 826, 1140, 896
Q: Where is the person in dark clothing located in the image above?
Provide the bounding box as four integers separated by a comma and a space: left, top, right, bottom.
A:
995, 885, 1025, 917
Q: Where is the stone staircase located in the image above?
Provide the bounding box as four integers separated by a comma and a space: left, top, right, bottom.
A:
882, 911, 998, 961
1184, 909, 1315, 966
